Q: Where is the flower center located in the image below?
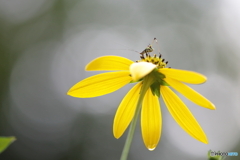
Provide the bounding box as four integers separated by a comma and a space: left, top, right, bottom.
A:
136, 53, 168, 69
132, 53, 170, 97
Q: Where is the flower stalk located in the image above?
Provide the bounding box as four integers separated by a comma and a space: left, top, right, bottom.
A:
120, 74, 155, 160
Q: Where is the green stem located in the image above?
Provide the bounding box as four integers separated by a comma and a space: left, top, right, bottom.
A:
120, 75, 154, 160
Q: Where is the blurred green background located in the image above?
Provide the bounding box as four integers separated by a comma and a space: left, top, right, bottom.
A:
0, 0, 240, 160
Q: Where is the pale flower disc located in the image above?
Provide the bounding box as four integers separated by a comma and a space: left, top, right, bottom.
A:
129, 62, 157, 81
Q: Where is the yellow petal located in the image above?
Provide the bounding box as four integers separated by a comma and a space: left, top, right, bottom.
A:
130, 62, 157, 81
159, 68, 207, 84
164, 77, 215, 110
113, 83, 142, 138
67, 71, 132, 98
160, 86, 208, 144
141, 89, 161, 150
85, 56, 134, 71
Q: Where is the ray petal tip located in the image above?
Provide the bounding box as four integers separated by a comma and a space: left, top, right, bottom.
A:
198, 133, 208, 144
66, 89, 72, 95
148, 146, 156, 151
113, 134, 119, 139
66, 91, 76, 97
67, 87, 75, 95
204, 101, 216, 110
202, 138, 208, 144
209, 103, 216, 110
113, 131, 121, 139
85, 64, 91, 71
66, 88, 83, 98
194, 73, 207, 84
202, 76, 207, 83
113, 123, 122, 139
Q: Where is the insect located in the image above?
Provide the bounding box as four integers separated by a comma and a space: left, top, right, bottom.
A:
139, 38, 160, 56
137, 38, 169, 68
139, 44, 154, 56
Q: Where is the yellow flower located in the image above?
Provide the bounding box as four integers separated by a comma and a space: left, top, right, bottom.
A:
67, 55, 215, 150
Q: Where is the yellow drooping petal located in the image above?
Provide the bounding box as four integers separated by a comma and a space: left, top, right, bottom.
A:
160, 86, 208, 144
159, 68, 207, 84
113, 83, 142, 139
67, 71, 132, 98
141, 89, 161, 150
164, 77, 215, 110
130, 62, 157, 81
85, 56, 134, 71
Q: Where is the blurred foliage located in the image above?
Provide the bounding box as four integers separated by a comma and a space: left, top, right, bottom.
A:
0, 137, 16, 154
